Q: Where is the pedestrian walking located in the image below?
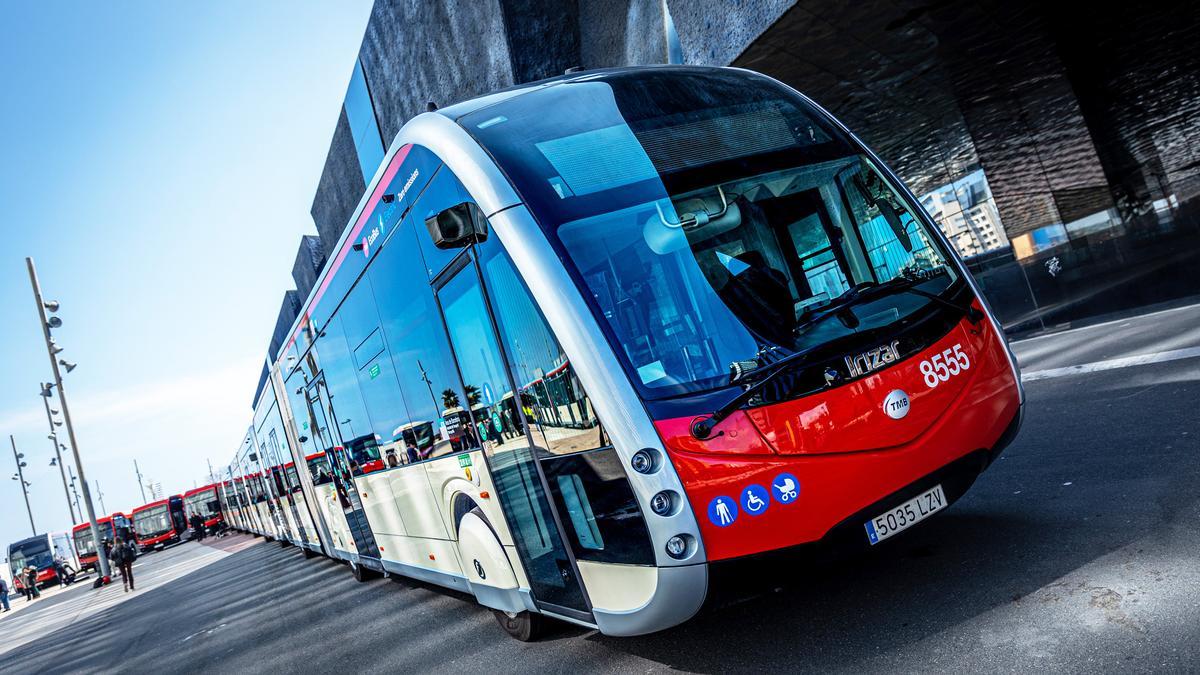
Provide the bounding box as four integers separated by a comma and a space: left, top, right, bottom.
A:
23, 566, 40, 601
53, 555, 73, 587
107, 539, 136, 592
0, 576, 10, 611
190, 513, 206, 542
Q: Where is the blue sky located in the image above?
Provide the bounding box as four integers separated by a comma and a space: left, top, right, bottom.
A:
0, 2, 373, 564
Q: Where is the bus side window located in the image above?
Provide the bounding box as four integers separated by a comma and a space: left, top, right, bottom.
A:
476, 238, 605, 456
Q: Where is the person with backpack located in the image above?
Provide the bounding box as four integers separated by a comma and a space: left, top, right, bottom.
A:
0, 576, 10, 611
108, 539, 135, 592
23, 566, 40, 601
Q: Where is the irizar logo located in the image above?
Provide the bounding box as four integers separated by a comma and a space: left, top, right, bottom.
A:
844, 340, 901, 378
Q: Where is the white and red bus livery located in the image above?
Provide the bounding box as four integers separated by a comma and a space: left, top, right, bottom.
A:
222, 66, 1022, 640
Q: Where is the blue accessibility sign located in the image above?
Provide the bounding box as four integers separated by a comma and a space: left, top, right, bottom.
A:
771, 473, 800, 505
740, 484, 770, 516
707, 496, 738, 527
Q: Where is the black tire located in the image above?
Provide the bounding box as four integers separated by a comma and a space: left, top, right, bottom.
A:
492, 609, 545, 642
352, 563, 380, 582
302, 546, 316, 559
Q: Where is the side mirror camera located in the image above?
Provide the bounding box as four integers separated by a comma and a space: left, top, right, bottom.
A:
425, 202, 488, 250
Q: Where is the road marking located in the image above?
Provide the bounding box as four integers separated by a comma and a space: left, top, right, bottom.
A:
1021, 346, 1200, 382
1011, 302, 1200, 345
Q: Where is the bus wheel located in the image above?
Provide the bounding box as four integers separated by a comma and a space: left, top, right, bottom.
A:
302, 546, 316, 559
492, 609, 544, 642
352, 564, 379, 582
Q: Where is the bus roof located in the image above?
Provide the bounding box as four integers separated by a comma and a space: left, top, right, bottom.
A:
71, 516, 115, 533
132, 498, 170, 513
183, 484, 218, 498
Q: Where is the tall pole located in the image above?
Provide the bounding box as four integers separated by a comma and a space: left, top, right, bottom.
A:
10, 436, 36, 535
27, 257, 110, 581
68, 466, 82, 520
134, 460, 147, 504
41, 389, 77, 524
96, 480, 106, 514
206, 458, 215, 485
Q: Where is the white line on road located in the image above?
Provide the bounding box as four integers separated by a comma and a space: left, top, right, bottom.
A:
1021, 346, 1200, 382
1011, 302, 1200, 344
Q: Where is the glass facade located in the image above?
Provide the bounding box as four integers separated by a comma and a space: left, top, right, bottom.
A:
344, 59, 385, 183
735, 1, 1199, 335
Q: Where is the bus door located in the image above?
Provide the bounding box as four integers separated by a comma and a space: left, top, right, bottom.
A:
306, 376, 382, 565
435, 251, 592, 620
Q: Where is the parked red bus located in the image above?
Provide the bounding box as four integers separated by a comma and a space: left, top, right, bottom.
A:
222, 66, 1022, 639
183, 484, 225, 533
132, 495, 188, 552
71, 513, 136, 573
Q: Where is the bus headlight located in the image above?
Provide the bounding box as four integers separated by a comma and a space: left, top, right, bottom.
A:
630, 449, 658, 474
650, 490, 676, 516
665, 534, 693, 560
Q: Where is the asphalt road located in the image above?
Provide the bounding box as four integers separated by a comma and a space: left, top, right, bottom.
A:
4, 308, 1198, 674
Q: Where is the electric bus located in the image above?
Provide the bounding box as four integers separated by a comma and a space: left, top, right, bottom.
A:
8, 532, 76, 590
72, 513, 136, 573
133, 495, 188, 552
225, 66, 1022, 639
184, 484, 226, 535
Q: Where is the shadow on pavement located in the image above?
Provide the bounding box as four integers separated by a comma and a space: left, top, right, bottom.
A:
4, 362, 1197, 673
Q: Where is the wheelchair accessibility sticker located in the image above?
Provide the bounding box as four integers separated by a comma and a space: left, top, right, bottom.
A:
741, 484, 770, 516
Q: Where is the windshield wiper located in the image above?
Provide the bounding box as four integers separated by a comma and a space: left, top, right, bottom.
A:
870, 275, 984, 324
691, 277, 982, 441
691, 343, 829, 440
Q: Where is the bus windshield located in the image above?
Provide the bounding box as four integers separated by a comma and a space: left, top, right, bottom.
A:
135, 506, 172, 537
463, 68, 961, 397
74, 526, 107, 555
9, 538, 52, 574
186, 490, 218, 517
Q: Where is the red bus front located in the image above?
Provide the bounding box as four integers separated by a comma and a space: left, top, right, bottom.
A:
469, 67, 1024, 565
184, 485, 224, 529
133, 499, 183, 550
72, 518, 115, 571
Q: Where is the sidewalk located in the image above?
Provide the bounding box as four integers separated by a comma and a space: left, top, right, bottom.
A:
0, 536, 260, 658
0, 572, 95, 620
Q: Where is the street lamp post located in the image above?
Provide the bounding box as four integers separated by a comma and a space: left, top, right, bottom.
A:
26, 256, 111, 581
41, 385, 78, 524
10, 435, 36, 535
68, 467, 83, 519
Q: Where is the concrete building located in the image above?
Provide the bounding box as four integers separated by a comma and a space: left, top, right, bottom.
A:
260, 0, 1197, 345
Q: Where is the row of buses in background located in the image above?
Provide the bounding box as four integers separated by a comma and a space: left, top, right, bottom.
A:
5, 484, 227, 591
216, 67, 1021, 641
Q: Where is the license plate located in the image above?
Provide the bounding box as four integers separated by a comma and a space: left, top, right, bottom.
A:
864, 484, 947, 545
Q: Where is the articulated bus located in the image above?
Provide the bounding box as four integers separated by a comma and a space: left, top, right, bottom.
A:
183, 484, 225, 534
72, 513, 136, 573
133, 496, 188, 552
7, 532, 76, 590
224, 66, 1022, 639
